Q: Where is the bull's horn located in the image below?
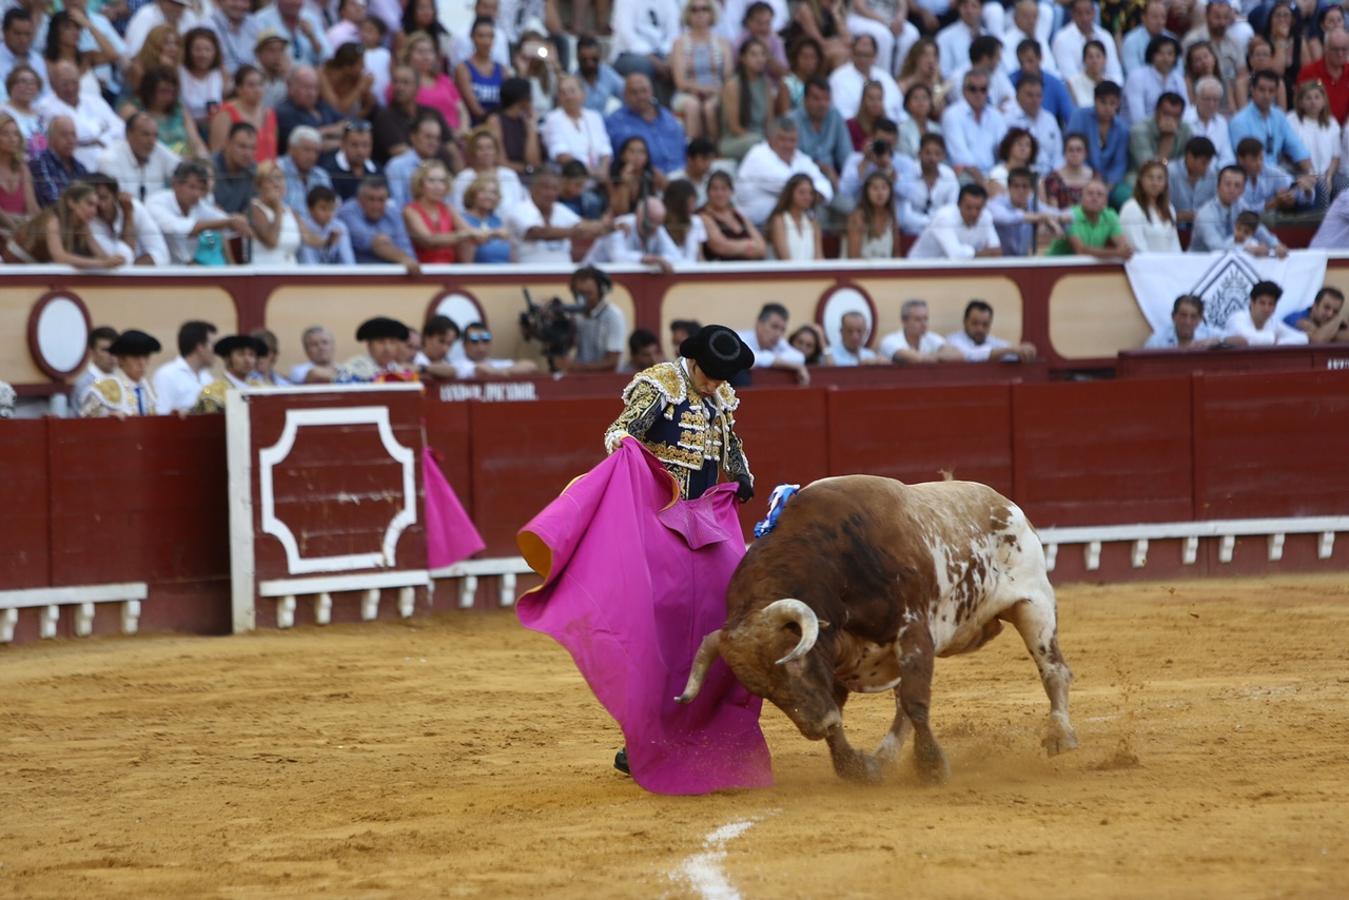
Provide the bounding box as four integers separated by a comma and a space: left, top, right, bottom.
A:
675, 630, 722, 703
763, 598, 819, 665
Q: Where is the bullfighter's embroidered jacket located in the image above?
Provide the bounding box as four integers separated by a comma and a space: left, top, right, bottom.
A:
603, 360, 752, 499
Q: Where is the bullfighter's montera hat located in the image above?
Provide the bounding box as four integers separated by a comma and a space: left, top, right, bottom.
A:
108, 329, 161, 357
679, 324, 755, 381
355, 317, 411, 342
213, 335, 268, 357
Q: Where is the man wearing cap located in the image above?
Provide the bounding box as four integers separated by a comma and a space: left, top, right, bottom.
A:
80, 329, 162, 418
256, 30, 293, 108
192, 335, 267, 413
337, 316, 419, 382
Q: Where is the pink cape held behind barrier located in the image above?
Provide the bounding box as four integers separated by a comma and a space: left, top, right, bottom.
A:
515, 438, 773, 795
423, 448, 486, 569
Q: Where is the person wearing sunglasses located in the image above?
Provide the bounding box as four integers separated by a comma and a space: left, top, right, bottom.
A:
940, 68, 1008, 181
449, 322, 538, 379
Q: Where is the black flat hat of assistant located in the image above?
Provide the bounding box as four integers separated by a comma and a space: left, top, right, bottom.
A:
356, 316, 411, 342
679, 324, 755, 381
213, 335, 267, 357
108, 329, 161, 357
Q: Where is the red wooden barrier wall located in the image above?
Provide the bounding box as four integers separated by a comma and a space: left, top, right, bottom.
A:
4, 368, 1348, 642
1011, 378, 1194, 526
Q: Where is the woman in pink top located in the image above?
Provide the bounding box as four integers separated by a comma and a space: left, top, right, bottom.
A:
0, 112, 39, 221
401, 31, 465, 138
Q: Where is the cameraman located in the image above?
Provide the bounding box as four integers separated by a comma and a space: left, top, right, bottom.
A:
560, 266, 626, 372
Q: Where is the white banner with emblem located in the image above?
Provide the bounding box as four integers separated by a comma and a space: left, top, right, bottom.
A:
1123, 250, 1327, 335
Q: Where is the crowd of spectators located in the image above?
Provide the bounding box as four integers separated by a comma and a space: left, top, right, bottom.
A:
5, 0, 1349, 268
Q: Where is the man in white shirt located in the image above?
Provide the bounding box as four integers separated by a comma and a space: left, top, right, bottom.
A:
34, 60, 123, 170
1181, 76, 1234, 167
1223, 281, 1310, 346
897, 132, 959, 235
878, 299, 966, 363
288, 325, 337, 384
146, 160, 251, 264
845, 0, 919, 76
152, 320, 217, 414
825, 312, 881, 365
940, 68, 1008, 177
451, 322, 539, 379
1002, 72, 1062, 175
909, 183, 1002, 259
1001, 0, 1057, 77
95, 112, 180, 203
828, 33, 902, 122
736, 302, 809, 384
507, 167, 610, 263
583, 196, 680, 272
947, 299, 1037, 361
936, 0, 983, 79
609, 0, 680, 88
734, 116, 833, 225
1052, 0, 1124, 84
124, 0, 205, 58
87, 171, 170, 265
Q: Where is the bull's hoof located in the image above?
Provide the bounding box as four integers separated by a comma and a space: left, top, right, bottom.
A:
834, 752, 884, 785
913, 741, 949, 785
1043, 727, 1080, 757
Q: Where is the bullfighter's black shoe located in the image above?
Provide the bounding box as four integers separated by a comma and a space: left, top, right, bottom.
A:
614, 748, 630, 775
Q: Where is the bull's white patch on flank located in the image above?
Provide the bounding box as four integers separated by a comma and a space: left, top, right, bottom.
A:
669, 815, 772, 900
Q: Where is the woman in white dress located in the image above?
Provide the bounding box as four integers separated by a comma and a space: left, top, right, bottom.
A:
1118, 159, 1181, 253
767, 173, 822, 261
541, 76, 613, 181
1287, 80, 1344, 204
248, 161, 325, 266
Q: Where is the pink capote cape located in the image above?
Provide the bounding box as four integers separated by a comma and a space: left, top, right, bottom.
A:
423, 448, 485, 569
516, 438, 773, 795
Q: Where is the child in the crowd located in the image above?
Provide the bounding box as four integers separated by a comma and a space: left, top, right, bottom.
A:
298, 185, 357, 265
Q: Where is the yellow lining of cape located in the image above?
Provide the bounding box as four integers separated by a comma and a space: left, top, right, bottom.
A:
515, 436, 680, 598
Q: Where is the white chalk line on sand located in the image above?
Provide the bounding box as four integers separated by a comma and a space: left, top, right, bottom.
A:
668, 812, 777, 900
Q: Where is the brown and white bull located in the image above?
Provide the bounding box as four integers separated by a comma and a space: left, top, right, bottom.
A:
677, 475, 1078, 783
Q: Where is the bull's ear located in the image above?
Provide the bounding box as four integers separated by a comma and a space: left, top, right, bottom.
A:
818, 619, 831, 631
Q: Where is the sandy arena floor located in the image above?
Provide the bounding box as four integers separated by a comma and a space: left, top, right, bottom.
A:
2, 575, 1347, 900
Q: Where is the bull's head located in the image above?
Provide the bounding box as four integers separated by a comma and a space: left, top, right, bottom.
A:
676, 599, 840, 739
